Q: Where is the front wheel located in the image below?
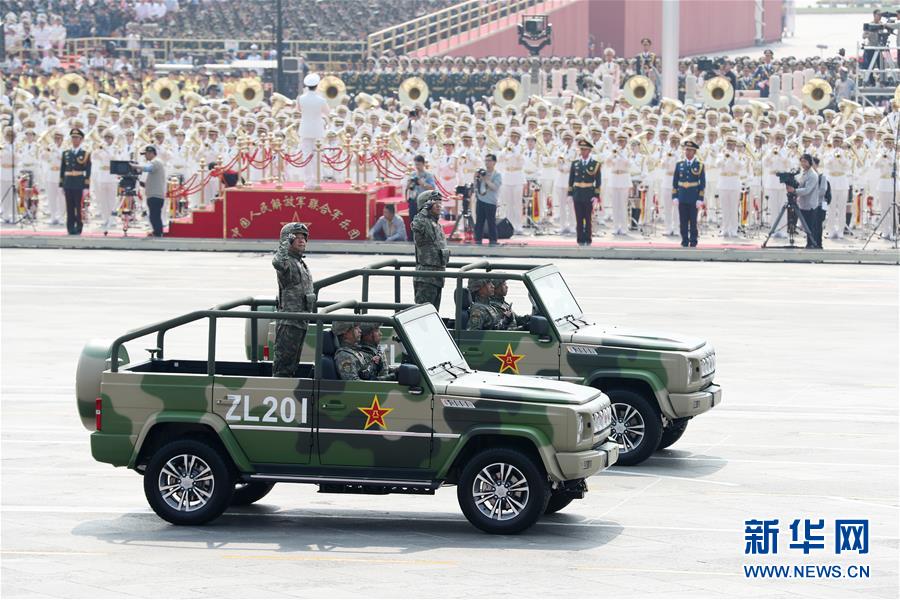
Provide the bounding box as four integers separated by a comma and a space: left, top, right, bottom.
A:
143, 439, 234, 525
658, 419, 689, 450
607, 389, 662, 466
457, 448, 549, 534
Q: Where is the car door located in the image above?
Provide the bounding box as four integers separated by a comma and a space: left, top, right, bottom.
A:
457, 329, 560, 378
213, 375, 314, 465
317, 379, 432, 469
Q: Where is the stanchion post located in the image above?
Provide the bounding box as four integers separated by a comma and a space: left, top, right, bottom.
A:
354, 141, 362, 191
314, 140, 323, 190
342, 134, 353, 184
274, 135, 284, 189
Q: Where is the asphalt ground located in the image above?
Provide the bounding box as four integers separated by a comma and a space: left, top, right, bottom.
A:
1, 250, 898, 598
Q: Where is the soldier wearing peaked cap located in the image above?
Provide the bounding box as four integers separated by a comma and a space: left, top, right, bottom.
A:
272, 222, 316, 378
672, 140, 706, 247
568, 138, 602, 246
60, 127, 91, 235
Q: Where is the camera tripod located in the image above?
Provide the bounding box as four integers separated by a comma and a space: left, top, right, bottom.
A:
449, 185, 475, 242
762, 194, 813, 248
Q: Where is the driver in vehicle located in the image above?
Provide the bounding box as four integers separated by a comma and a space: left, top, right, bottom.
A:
358, 322, 396, 381
466, 279, 504, 331
490, 279, 531, 331
334, 321, 392, 381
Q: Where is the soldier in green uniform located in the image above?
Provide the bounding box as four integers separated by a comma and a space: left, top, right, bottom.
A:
59, 128, 91, 235
334, 321, 393, 381
272, 222, 316, 378
467, 279, 504, 331
411, 190, 449, 309
358, 322, 395, 381
490, 279, 531, 331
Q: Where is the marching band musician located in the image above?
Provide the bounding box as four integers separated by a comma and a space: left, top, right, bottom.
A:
41, 130, 66, 226
656, 130, 681, 236
701, 128, 722, 224
718, 136, 744, 238
568, 138, 602, 246
763, 130, 791, 236
497, 128, 525, 235
554, 131, 577, 235
15, 129, 41, 220
1, 127, 16, 224
744, 133, 766, 229
823, 133, 852, 240
873, 134, 897, 240
91, 129, 119, 233
523, 132, 542, 219
200, 128, 223, 204
538, 128, 558, 228
435, 138, 460, 204
604, 131, 632, 236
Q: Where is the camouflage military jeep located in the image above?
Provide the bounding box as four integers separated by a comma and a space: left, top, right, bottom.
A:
269, 259, 721, 467
77, 299, 617, 534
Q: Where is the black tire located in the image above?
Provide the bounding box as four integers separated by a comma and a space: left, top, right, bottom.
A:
544, 491, 575, 515
231, 481, 275, 506
657, 419, 689, 451
457, 447, 549, 534
143, 439, 234, 525
607, 389, 663, 466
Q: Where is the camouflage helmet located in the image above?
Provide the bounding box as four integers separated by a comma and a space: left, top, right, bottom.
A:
279, 221, 309, 243
490, 278, 507, 288
467, 278, 491, 292
359, 322, 381, 336
417, 190, 442, 212
331, 321, 358, 336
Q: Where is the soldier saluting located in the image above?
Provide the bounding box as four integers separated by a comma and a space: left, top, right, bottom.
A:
272, 222, 315, 378
411, 190, 449, 309
59, 128, 91, 235
567, 138, 602, 246
672, 140, 706, 248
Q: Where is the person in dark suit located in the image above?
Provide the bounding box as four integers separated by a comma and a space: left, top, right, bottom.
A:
672, 140, 706, 248
59, 128, 91, 235
567, 138, 602, 246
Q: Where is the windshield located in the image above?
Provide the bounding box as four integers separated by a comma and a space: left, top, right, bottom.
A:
531, 271, 583, 323
401, 311, 467, 370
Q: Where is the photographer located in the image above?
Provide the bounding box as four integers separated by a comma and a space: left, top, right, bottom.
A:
785, 154, 820, 249
473, 154, 502, 245
863, 10, 899, 83
137, 145, 166, 237
406, 155, 435, 217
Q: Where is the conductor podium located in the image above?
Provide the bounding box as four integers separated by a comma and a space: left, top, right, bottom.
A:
167, 182, 403, 240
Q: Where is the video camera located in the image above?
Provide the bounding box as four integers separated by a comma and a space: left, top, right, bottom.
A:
111, 160, 141, 195
775, 169, 800, 189
475, 168, 487, 178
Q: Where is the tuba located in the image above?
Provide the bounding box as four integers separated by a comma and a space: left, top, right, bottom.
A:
399, 76, 430, 107
148, 77, 181, 108
354, 92, 378, 110
801, 77, 832, 111
182, 91, 204, 110
493, 77, 523, 108
660, 96, 683, 114
13, 87, 34, 105
97, 92, 119, 117
748, 99, 771, 119
571, 94, 592, 115
316, 75, 346, 107
58, 73, 87, 105
271, 92, 294, 114
702, 76, 734, 109
622, 75, 655, 107
234, 78, 263, 109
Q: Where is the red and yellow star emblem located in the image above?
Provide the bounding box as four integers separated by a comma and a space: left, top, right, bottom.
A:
358, 395, 393, 429
493, 344, 525, 374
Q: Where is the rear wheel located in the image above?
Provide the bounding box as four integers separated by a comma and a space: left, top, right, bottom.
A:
143, 439, 233, 525
457, 448, 549, 534
607, 389, 662, 466
231, 481, 275, 506
658, 419, 689, 450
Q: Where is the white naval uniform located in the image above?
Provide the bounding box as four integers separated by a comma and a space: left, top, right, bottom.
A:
873, 152, 897, 238
554, 142, 576, 233
657, 146, 680, 235
2, 144, 18, 221
604, 147, 631, 235
41, 143, 65, 224
763, 145, 790, 235
717, 150, 744, 237
297, 89, 330, 187
538, 145, 557, 226
497, 142, 525, 233
91, 145, 118, 231
823, 149, 852, 239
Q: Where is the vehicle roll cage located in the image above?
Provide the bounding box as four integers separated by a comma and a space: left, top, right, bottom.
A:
314, 259, 554, 336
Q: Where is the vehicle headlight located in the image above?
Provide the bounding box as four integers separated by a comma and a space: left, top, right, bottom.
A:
687, 359, 695, 384
575, 413, 584, 444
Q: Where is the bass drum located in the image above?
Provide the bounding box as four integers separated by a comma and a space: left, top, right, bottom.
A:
75, 339, 129, 430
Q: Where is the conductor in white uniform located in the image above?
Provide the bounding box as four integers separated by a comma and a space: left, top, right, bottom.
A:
298, 73, 330, 188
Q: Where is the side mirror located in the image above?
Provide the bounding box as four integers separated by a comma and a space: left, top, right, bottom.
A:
397, 363, 422, 388
529, 315, 551, 338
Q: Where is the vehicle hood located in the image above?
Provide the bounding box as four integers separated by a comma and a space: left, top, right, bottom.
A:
565, 324, 705, 352
439, 371, 601, 405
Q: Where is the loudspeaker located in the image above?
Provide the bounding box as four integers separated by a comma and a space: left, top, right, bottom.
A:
497, 218, 514, 239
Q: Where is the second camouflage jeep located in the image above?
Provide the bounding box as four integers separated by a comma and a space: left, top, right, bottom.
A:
78, 300, 617, 534
249, 260, 721, 466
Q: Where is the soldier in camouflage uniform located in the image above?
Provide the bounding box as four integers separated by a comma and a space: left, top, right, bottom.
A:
411, 190, 449, 310
272, 222, 316, 377
334, 321, 391, 381
359, 322, 395, 381
490, 279, 531, 331
466, 279, 505, 331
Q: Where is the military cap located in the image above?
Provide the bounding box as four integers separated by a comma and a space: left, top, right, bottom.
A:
489, 278, 507, 287
577, 138, 594, 149
359, 323, 381, 335
69, 128, 84, 137
332, 321, 358, 336
683, 140, 700, 150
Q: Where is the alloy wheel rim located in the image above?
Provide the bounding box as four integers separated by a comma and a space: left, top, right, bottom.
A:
472, 462, 530, 521
158, 454, 215, 512
610, 402, 646, 454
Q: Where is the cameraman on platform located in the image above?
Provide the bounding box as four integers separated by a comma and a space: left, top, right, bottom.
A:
406, 155, 435, 217
863, 10, 899, 83
785, 153, 821, 249
474, 153, 502, 245
136, 145, 166, 237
